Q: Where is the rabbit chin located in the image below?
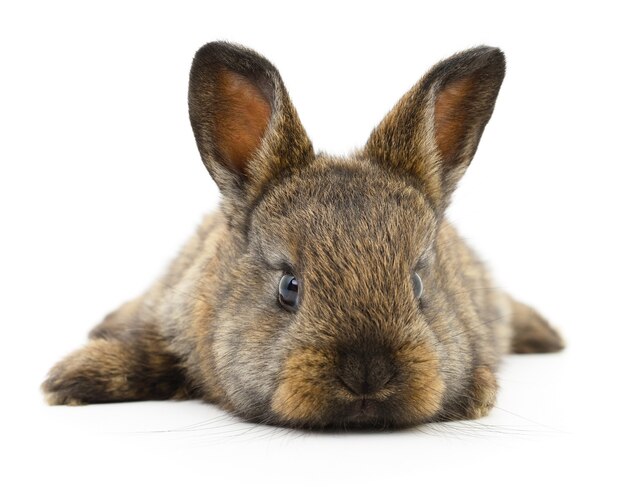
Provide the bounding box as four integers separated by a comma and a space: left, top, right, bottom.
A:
268, 345, 446, 429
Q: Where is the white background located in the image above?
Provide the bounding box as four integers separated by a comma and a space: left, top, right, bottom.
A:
1, 1, 625, 493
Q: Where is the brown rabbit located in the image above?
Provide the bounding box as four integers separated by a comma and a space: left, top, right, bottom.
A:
42, 42, 564, 428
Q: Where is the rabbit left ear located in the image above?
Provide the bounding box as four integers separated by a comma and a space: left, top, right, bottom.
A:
363, 47, 506, 211
188, 42, 314, 210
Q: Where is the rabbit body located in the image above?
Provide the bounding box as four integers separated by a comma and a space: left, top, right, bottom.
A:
43, 43, 564, 428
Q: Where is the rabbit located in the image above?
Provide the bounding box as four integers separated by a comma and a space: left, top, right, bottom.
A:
42, 42, 564, 428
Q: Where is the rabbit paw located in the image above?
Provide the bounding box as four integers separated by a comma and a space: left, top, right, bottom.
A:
42, 340, 129, 405
462, 366, 498, 420
42, 336, 187, 405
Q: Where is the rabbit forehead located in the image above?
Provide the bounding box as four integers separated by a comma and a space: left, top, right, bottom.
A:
248, 156, 438, 269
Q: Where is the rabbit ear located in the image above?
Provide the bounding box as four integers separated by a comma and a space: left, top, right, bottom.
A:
189, 42, 314, 209
363, 47, 505, 211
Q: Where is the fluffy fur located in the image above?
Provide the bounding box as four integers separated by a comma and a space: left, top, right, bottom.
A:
42, 42, 564, 429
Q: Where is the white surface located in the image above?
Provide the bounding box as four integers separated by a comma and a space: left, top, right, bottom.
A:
1, 1, 625, 493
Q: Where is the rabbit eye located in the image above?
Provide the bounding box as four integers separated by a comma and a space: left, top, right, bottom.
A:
413, 272, 424, 299
278, 274, 299, 311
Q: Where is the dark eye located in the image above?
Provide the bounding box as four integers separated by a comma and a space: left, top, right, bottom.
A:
278, 274, 299, 311
413, 272, 424, 299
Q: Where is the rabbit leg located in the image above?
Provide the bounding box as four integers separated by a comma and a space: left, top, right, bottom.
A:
42, 302, 189, 405
510, 299, 565, 354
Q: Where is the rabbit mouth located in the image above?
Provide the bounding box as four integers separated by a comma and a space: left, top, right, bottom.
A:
326, 392, 436, 429
269, 395, 435, 430
340, 397, 388, 425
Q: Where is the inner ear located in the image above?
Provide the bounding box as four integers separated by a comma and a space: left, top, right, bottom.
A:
213, 69, 272, 175
434, 73, 477, 164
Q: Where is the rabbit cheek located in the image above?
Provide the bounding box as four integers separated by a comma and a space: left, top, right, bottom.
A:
270, 348, 338, 425
394, 343, 446, 422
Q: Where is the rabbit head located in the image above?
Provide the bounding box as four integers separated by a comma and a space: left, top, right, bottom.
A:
188, 42, 506, 428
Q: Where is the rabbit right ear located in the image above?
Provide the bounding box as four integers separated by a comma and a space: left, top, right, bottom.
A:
363, 47, 505, 212
188, 42, 314, 213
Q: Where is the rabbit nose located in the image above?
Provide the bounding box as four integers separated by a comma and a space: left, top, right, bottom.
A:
337, 353, 396, 396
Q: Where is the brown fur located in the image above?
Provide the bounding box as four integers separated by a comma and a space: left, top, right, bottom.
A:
435, 75, 477, 162
42, 42, 564, 429
213, 69, 271, 174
